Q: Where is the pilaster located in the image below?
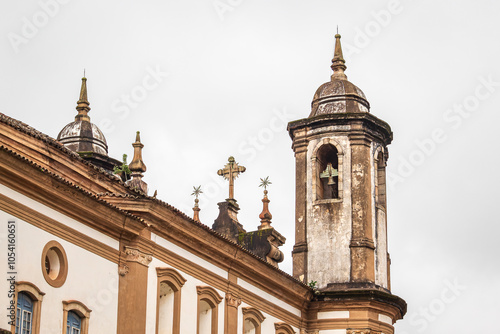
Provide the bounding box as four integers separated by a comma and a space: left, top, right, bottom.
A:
117, 243, 152, 334
349, 133, 375, 283
291, 129, 308, 282
224, 292, 241, 334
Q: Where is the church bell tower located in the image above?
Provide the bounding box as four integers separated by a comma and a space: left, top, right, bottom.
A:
288, 33, 406, 332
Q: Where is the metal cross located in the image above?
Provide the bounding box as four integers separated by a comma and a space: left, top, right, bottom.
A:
217, 156, 246, 200
320, 163, 338, 185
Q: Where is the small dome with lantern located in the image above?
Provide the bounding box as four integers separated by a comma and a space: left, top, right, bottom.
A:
309, 34, 371, 117
57, 76, 120, 172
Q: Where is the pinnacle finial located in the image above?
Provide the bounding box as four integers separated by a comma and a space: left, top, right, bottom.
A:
191, 186, 202, 222
258, 177, 273, 230
127, 131, 148, 194
129, 131, 147, 173
75, 75, 91, 121
331, 32, 347, 81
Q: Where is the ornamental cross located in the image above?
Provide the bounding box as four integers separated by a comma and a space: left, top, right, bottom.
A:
217, 156, 246, 200
320, 163, 338, 185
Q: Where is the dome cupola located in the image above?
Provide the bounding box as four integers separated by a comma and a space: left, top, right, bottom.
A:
310, 34, 370, 117
57, 76, 120, 172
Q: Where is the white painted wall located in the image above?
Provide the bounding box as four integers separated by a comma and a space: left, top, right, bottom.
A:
317, 310, 349, 319
238, 278, 301, 317
145, 257, 226, 334
0, 183, 119, 250
151, 232, 227, 279
0, 210, 119, 333
239, 301, 300, 334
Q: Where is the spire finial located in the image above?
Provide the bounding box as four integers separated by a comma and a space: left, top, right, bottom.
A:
331, 32, 347, 81
75, 74, 91, 121
191, 186, 203, 223
127, 131, 148, 194
258, 177, 273, 230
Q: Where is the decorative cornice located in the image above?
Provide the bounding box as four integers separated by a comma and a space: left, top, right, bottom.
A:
242, 307, 266, 323
347, 330, 382, 334
275, 322, 296, 334
156, 268, 187, 294
197, 286, 223, 305
288, 112, 393, 146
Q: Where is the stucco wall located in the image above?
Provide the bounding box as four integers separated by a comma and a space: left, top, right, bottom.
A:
306, 134, 352, 287
0, 209, 119, 333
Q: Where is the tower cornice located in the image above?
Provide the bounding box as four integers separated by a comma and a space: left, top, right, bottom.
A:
288, 112, 393, 146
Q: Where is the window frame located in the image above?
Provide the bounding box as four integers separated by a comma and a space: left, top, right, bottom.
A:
196, 286, 223, 334
374, 146, 387, 211
62, 300, 91, 334
41, 240, 68, 288
311, 138, 344, 203
242, 307, 265, 334
274, 322, 296, 334
156, 268, 186, 334
12, 282, 45, 334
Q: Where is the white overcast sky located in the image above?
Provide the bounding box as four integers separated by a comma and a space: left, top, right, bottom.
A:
1, 1, 499, 333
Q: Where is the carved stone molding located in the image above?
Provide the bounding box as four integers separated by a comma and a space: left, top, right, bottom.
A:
118, 263, 130, 276
124, 246, 152, 266
225, 292, 241, 309
347, 330, 381, 334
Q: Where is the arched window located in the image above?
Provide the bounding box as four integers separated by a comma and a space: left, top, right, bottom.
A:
316, 144, 339, 200
66, 311, 81, 334
274, 322, 296, 334
374, 148, 387, 210
196, 286, 222, 334
13, 282, 44, 334
62, 300, 91, 334
16, 292, 33, 334
156, 268, 186, 334
242, 308, 265, 334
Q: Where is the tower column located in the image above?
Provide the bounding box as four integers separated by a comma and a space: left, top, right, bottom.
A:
349, 133, 375, 283
291, 130, 308, 282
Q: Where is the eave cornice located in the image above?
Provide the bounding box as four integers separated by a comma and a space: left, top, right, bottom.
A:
0, 145, 147, 240
288, 112, 393, 146
101, 194, 313, 311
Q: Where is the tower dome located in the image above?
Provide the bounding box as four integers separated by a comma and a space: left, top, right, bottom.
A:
57, 76, 120, 172
309, 34, 370, 117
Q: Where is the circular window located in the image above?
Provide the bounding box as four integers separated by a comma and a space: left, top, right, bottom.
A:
41, 241, 68, 287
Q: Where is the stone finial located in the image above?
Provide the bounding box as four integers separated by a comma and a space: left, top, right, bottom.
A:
258, 177, 273, 230
129, 131, 147, 173
127, 131, 148, 194
75, 74, 91, 121
191, 185, 202, 223
331, 33, 348, 81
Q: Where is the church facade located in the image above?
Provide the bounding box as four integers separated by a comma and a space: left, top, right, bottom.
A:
0, 34, 406, 334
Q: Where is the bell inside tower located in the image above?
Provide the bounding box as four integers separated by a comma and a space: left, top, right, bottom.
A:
316, 144, 339, 200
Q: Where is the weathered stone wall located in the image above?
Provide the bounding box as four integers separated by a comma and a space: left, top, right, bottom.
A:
306, 133, 352, 288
